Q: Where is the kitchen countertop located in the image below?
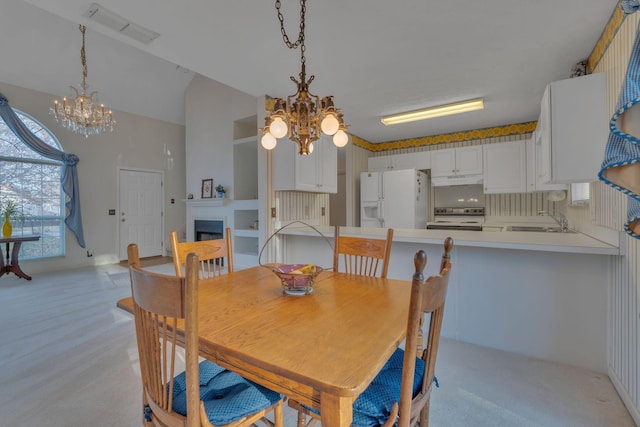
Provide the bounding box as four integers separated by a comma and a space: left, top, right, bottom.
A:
274, 223, 620, 256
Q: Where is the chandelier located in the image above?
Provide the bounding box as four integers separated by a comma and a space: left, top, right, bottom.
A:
261, 0, 348, 155
51, 25, 115, 138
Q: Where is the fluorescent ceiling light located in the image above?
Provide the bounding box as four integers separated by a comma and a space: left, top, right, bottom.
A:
381, 98, 484, 126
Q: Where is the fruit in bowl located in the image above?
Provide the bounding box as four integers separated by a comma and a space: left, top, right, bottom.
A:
289, 264, 316, 275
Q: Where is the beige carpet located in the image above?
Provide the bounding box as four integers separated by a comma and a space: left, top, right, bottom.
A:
0, 263, 634, 426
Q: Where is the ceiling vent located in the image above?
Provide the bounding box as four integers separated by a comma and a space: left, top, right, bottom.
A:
83, 3, 160, 45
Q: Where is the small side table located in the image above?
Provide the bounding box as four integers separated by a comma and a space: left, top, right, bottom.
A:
0, 235, 40, 280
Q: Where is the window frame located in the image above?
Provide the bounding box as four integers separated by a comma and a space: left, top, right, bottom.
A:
0, 110, 66, 259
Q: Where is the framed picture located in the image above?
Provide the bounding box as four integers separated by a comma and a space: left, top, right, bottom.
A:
201, 178, 213, 199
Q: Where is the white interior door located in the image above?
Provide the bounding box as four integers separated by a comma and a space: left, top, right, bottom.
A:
118, 169, 163, 260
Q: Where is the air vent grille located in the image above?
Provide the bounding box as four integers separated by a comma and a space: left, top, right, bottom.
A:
84, 3, 160, 44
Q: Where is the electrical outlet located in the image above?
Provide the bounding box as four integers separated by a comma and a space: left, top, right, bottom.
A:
271, 207, 276, 218
86, 249, 93, 257
108, 209, 115, 215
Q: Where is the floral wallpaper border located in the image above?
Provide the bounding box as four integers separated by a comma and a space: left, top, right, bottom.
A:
351, 122, 537, 152
588, 2, 627, 72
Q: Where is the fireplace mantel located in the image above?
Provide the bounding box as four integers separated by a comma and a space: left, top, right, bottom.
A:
183, 199, 228, 207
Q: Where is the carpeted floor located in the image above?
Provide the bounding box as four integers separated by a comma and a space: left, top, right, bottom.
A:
0, 262, 634, 426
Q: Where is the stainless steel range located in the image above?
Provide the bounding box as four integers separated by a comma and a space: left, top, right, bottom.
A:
426, 207, 485, 231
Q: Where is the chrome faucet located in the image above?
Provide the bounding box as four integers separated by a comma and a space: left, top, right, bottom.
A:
537, 211, 569, 232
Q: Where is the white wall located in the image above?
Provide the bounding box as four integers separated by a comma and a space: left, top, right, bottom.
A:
184, 74, 257, 200
0, 81, 186, 273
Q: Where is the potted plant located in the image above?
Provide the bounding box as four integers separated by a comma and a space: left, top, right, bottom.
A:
215, 184, 226, 199
1, 200, 26, 237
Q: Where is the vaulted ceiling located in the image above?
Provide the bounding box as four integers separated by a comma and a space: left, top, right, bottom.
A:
1, 0, 619, 143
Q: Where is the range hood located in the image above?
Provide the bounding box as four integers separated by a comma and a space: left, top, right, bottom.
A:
431, 174, 483, 187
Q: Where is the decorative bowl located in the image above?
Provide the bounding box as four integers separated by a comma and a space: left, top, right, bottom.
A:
272, 264, 323, 295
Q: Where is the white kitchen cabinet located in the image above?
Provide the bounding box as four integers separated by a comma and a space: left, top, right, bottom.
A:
367, 156, 389, 172
273, 135, 338, 193
526, 138, 566, 192
536, 72, 607, 184
368, 151, 431, 172
431, 146, 483, 177
483, 141, 527, 194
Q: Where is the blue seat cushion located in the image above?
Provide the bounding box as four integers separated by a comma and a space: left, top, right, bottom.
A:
300, 348, 425, 427
171, 360, 283, 425
351, 348, 425, 427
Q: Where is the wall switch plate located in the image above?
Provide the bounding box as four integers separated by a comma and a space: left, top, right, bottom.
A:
108, 209, 116, 215
271, 207, 276, 218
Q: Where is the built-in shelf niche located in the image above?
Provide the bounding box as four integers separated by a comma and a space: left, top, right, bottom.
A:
233, 115, 258, 201
233, 115, 258, 140
235, 236, 259, 256
232, 114, 259, 267
234, 209, 259, 233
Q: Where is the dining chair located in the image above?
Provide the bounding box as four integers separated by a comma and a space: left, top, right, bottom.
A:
170, 228, 233, 278
332, 226, 394, 278
127, 243, 284, 427
291, 237, 453, 427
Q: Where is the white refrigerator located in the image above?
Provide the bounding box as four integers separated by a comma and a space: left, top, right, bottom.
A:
360, 169, 428, 228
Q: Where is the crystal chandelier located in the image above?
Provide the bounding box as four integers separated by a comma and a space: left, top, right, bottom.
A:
261, 0, 348, 155
51, 25, 115, 138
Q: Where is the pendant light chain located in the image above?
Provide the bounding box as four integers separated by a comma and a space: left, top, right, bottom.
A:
276, 0, 307, 68
79, 25, 88, 91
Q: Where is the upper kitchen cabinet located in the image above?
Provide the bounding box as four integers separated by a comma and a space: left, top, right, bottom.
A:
431, 146, 483, 177
526, 137, 566, 192
483, 140, 527, 194
273, 135, 338, 193
367, 151, 431, 172
536, 72, 607, 184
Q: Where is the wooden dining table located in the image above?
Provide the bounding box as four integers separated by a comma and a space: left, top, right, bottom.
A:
117, 265, 412, 427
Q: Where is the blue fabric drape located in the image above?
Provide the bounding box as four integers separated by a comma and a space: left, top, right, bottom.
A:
622, 0, 640, 14
0, 93, 86, 248
599, 3, 640, 238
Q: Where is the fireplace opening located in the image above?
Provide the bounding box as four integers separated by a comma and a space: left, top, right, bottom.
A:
195, 220, 223, 241
194, 220, 225, 266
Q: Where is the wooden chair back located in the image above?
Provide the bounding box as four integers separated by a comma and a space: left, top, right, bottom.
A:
128, 243, 201, 427
289, 237, 453, 427
396, 237, 454, 427
333, 227, 394, 278
129, 244, 284, 427
170, 228, 233, 278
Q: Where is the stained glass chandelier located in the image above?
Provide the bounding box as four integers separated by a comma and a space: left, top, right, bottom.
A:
51, 25, 115, 138
261, 0, 348, 155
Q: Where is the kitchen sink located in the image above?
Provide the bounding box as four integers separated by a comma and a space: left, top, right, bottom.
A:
506, 225, 576, 233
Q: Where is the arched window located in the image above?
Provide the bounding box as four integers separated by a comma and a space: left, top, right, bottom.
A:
0, 111, 64, 258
